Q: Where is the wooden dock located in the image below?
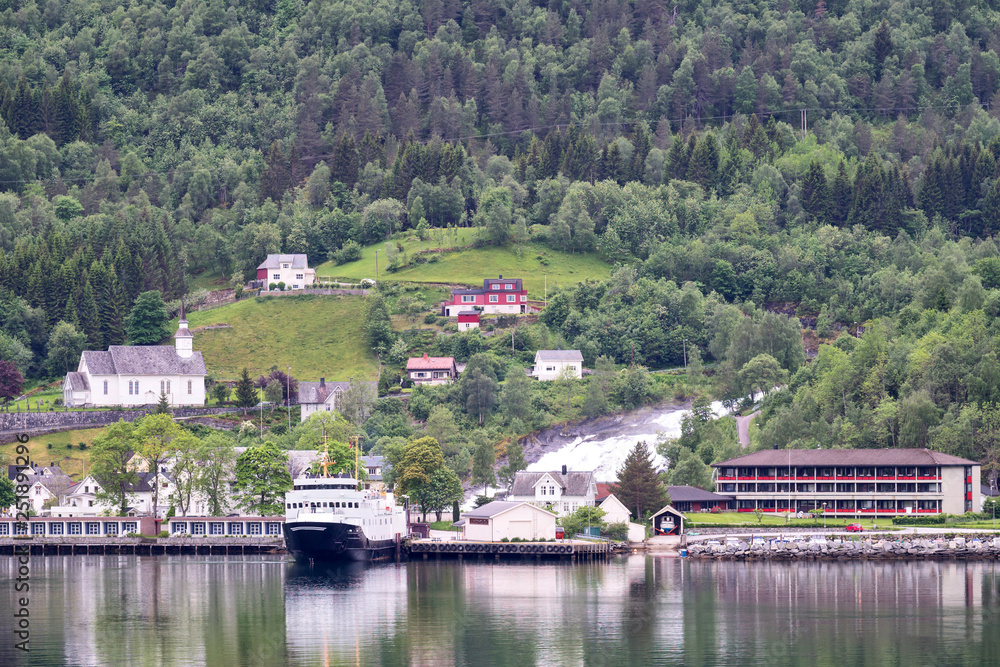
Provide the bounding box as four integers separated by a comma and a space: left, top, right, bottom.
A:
407, 540, 612, 561
0, 537, 286, 556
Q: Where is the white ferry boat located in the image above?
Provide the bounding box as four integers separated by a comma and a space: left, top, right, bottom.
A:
283, 473, 408, 562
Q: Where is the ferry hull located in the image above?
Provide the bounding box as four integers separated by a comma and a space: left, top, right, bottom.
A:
283, 521, 398, 562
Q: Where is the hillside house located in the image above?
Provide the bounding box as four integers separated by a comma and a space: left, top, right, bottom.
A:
443, 275, 528, 316
457, 311, 481, 331
298, 378, 377, 422
531, 350, 583, 381
256, 254, 315, 290
406, 354, 458, 385
508, 468, 598, 516
63, 317, 207, 408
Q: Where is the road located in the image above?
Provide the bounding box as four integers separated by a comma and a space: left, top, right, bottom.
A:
735, 411, 759, 447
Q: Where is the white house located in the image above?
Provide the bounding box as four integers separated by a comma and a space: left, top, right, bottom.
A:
48, 472, 175, 518
6, 467, 74, 516
63, 317, 207, 408
598, 493, 632, 525
508, 468, 598, 516
298, 378, 377, 422
256, 254, 315, 290
531, 350, 583, 381
457, 501, 557, 541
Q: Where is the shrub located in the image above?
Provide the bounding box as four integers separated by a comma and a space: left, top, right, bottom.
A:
46, 443, 52, 449
436, 317, 448, 327
891, 515, 947, 525
269, 423, 288, 436
424, 312, 438, 324
277, 281, 286, 291
158, 531, 169, 538
268, 282, 276, 291
500, 537, 509, 542
334, 240, 363, 264
234, 284, 243, 300
65, 444, 72, 449
603, 522, 629, 541
711, 506, 722, 513
78, 443, 87, 450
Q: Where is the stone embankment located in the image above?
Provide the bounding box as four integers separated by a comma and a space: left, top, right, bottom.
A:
687, 535, 1000, 560
0, 407, 240, 443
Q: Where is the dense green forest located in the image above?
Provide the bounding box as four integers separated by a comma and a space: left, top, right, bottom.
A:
3, 0, 1000, 478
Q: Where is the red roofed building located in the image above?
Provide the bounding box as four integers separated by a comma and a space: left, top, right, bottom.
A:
443, 275, 528, 316
406, 354, 458, 385
457, 311, 480, 331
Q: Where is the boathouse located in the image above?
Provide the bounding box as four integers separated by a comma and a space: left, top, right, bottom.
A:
456, 501, 557, 542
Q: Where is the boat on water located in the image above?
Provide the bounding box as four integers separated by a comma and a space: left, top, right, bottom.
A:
282, 472, 408, 562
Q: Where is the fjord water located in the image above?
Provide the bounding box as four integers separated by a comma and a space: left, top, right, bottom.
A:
3, 556, 1000, 666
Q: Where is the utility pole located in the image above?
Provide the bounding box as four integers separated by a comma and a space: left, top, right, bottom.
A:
374, 249, 379, 283
286, 366, 291, 431
682, 339, 687, 368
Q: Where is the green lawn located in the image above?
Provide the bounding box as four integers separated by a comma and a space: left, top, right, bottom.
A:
686, 512, 898, 529
0, 427, 107, 479
317, 232, 612, 295
179, 294, 379, 382
8, 384, 63, 411
187, 269, 228, 292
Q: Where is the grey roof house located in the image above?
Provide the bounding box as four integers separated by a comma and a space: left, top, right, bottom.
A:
508, 467, 598, 516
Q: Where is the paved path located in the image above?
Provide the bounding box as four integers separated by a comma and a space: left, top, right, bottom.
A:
735, 411, 759, 447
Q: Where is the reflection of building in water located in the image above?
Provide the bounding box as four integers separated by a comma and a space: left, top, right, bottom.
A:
284, 564, 410, 664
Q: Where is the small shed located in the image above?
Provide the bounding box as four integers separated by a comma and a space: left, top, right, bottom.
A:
650, 504, 686, 536
459, 501, 557, 541
457, 310, 481, 331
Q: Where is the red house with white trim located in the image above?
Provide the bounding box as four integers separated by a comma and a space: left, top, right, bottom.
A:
406, 354, 458, 385
443, 275, 528, 316
457, 311, 480, 331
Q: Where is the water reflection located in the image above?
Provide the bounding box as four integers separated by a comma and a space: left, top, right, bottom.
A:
3, 556, 1000, 666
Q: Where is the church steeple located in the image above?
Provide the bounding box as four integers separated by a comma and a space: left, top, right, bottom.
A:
174, 300, 193, 358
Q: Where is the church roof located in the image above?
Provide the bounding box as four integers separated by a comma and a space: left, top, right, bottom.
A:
65, 372, 89, 391
82, 346, 207, 376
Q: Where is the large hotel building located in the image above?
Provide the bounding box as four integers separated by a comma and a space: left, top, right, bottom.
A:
712, 448, 980, 516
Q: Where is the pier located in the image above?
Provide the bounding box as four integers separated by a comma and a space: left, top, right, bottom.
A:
407, 539, 615, 561
0, 536, 287, 556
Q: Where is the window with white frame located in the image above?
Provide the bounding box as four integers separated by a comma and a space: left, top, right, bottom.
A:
103, 380, 108, 395
161, 380, 170, 394
489, 295, 498, 302
282, 264, 289, 269
521, 295, 526, 301
296, 273, 304, 280
505, 284, 512, 289
273, 273, 280, 280
492, 284, 499, 289
506, 295, 515, 302
540, 486, 547, 496
68, 522, 82, 535
187, 380, 192, 394
462, 295, 476, 302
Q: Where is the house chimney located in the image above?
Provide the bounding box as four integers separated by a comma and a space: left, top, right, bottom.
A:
561, 464, 567, 475
320, 377, 325, 388
423, 353, 428, 359
498, 274, 503, 279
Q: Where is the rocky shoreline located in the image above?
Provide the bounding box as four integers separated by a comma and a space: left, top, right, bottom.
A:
686, 535, 1000, 560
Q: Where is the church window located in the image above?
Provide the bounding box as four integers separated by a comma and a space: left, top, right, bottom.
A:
160, 380, 170, 394
128, 380, 134, 395
187, 380, 192, 394
103, 380, 108, 395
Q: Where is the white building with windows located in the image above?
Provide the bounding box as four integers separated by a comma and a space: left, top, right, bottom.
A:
298, 378, 378, 422
256, 254, 315, 290
531, 350, 583, 381
62, 317, 207, 407
508, 468, 598, 516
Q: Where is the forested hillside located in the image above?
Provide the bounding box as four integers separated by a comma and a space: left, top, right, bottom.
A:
3, 0, 1000, 474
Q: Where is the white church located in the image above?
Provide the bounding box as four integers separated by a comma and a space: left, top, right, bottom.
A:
63, 314, 207, 408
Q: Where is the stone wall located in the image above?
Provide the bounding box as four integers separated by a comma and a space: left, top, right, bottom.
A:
0, 407, 239, 436
686, 535, 1000, 560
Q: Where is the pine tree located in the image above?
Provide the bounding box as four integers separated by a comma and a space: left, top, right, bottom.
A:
800, 161, 829, 222
11, 76, 39, 139
78, 281, 102, 349
873, 20, 894, 79
260, 141, 290, 203
234, 368, 259, 414
686, 132, 720, 191
665, 134, 687, 181
609, 441, 667, 520
829, 162, 853, 226
332, 132, 359, 186
848, 153, 886, 230
919, 157, 946, 219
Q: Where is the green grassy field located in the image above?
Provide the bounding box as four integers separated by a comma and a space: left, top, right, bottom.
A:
1, 427, 107, 479
180, 294, 379, 381
316, 232, 612, 295
686, 512, 898, 529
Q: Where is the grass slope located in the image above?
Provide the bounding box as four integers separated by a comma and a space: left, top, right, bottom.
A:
181, 295, 379, 381
317, 232, 612, 294
1, 428, 107, 479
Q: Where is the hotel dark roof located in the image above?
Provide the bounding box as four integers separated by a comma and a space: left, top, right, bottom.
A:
713, 448, 978, 468
667, 485, 734, 503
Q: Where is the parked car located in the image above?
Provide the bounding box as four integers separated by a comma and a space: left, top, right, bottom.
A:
845, 523, 864, 532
